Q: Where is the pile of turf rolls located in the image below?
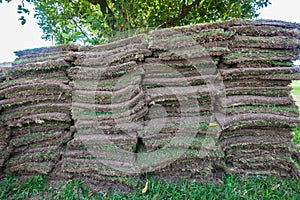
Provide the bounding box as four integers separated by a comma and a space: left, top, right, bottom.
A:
0, 46, 77, 176
1, 20, 299, 192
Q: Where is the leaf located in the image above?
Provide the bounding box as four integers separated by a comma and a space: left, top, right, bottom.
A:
19, 16, 26, 25
217, 178, 224, 184
88, 191, 93, 197
141, 180, 149, 194
209, 122, 217, 127
68, 24, 76, 29
62, 33, 69, 39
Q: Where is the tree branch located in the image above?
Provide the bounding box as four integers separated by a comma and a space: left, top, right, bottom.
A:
71, 18, 91, 42
159, 0, 202, 28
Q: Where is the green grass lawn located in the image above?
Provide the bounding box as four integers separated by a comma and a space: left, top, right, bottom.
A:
1, 83, 300, 200
0, 174, 299, 200
291, 80, 300, 110
291, 80, 300, 152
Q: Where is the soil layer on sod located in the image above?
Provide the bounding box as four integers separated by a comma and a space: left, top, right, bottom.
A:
0, 19, 300, 192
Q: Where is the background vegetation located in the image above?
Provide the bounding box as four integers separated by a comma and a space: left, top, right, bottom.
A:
0, 0, 270, 44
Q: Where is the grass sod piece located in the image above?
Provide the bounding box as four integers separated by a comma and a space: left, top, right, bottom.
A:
72, 100, 143, 118
220, 67, 300, 80
13, 44, 78, 58
143, 60, 219, 76
5, 161, 54, 175
237, 60, 294, 68
143, 135, 217, 151
7, 151, 60, 166
229, 24, 300, 37
0, 105, 70, 122
223, 120, 298, 131
70, 64, 140, 80
139, 121, 210, 133
221, 104, 299, 117
0, 94, 72, 110
223, 50, 297, 64
62, 148, 136, 166
232, 36, 299, 50
220, 135, 292, 150
0, 75, 69, 90
218, 95, 296, 109
220, 128, 294, 141
72, 84, 141, 104
61, 157, 136, 176
1, 83, 71, 98
7, 121, 71, 137
71, 73, 141, 91
226, 88, 291, 97
13, 53, 69, 65
224, 79, 291, 88
225, 155, 300, 178
9, 131, 68, 147
76, 49, 151, 67
5, 65, 68, 76
150, 28, 232, 43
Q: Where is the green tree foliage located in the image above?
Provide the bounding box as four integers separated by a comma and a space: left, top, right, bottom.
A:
1, 0, 270, 45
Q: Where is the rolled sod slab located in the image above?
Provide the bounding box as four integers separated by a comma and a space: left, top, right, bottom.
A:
219, 104, 299, 117
9, 130, 71, 148
8, 60, 71, 75
75, 49, 152, 67
219, 128, 294, 140
13, 53, 75, 66
69, 61, 140, 80
69, 173, 138, 193
5, 161, 54, 175
14, 45, 78, 59
0, 103, 70, 122
225, 87, 291, 97
218, 95, 296, 107
231, 35, 299, 50
72, 120, 144, 135
0, 146, 12, 170
0, 82, 72, 99
220, 113, 300, 130
74, 85, 142, 105
228, 25, 300, 37
7, 146, 61, 166
88, 34, 148, 52
222, 50, 298, 65
0, 96, 71, 114
148, 149, 222, 182
7, 122, 71, 137
226, 157, 300, 179
73, 106, 148, 127
223, 79, 291, 88
221, 60, 294, 68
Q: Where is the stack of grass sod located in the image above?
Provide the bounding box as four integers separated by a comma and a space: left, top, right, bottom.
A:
0, 19, 299, 190
0, 46, 76, 176
136, 27, 227, 182
60, 35, 151, 191
216, 20, 300, 177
